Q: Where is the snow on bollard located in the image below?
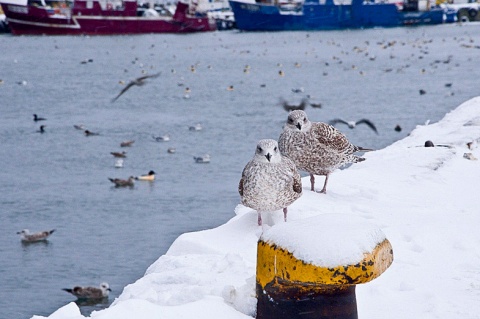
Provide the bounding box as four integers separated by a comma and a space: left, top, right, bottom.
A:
256, 214, 393, 319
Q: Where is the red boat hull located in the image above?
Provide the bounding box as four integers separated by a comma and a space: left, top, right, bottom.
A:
1, 1, 216, 35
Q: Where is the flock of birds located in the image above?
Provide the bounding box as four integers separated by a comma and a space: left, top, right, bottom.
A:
239, 109, 373, 225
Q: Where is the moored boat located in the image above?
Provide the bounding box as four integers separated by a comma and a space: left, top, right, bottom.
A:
0, 0, 217, 35
229, 0, 448, 31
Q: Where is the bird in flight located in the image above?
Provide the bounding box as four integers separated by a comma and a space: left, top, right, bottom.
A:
111, 72, 161, 102
329, 118, 378, 134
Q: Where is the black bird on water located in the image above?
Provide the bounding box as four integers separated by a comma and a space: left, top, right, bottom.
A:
111, 72, 161, 102
33, 114, 46, 121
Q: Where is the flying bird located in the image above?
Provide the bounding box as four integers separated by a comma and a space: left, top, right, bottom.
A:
329, 118, 378, 134
33, 114, 46, 121
111, 72, 161, 102
281, 97, 308, 112
239, 139, 302, 226
17, 229, 55, 242
63, 282, 111, 300
279, 110, 372, 194
108, 176, 135, 187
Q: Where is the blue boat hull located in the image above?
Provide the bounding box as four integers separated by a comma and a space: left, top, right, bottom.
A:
229, 0, 445, 31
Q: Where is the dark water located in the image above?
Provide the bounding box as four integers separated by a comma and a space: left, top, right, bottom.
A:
1, 24, 479, 319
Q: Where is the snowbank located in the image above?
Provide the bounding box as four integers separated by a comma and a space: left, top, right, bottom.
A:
33, 97, 480, 319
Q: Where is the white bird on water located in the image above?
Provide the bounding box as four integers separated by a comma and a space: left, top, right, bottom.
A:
17, 229, 55, 242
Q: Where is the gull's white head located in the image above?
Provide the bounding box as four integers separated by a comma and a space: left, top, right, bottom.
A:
100, 282, 111, 295
284, 110, 311, 132
254, 139, 282, 164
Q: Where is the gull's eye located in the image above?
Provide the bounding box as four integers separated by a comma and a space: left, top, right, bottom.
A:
288, 118, 293, 123
257, 147, 262, 153
274, 146, 278, 152
303, 117, 307, 123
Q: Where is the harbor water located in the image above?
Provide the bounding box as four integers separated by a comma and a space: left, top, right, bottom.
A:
1, 24, 479, 318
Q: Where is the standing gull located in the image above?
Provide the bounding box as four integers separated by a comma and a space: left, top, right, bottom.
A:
17, 229, 55, 242
239, 139, 302, 225
329, 118, 378, 134
63, 282, 111, 300
279, 110, 371, 194
111, 72, 161, 102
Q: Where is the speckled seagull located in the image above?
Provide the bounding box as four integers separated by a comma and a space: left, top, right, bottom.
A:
279, 110, 371, 194
239, 139, 302, 225
63, 282, 111, 299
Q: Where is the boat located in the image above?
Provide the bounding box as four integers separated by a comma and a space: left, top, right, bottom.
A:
192, 0, 235, 29
0, 4, 9, 32
0, 0, 217, 36
229, 0, 449, 31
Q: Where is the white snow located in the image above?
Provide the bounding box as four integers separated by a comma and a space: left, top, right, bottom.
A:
33, 97, 480, 319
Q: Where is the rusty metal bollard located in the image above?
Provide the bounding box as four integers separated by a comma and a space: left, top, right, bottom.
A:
256, 214, 393, 319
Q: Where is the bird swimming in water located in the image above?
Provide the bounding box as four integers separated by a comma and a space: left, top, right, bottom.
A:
110, 151, 126, 158
37, 125, 46, 133
135, 170, 155, 181
108, 176, 135, 187
33, 114, 46, 122
63, 282, 111, 300
120, 140, 135, 147
279, 110, 372, 194
329, 118, 378, 134
111, 72, 161, 102
84, 130, 99, 136
17, 229, 55, 242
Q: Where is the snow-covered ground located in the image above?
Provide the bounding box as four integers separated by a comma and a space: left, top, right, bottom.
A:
34, 97, 480, 319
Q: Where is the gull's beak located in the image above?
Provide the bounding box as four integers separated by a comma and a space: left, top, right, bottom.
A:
296, 123, 302, 130
107, 288, 112, 291
265, 153, 272, 162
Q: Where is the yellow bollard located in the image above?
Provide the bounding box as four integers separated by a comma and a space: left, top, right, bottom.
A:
255, 215, 393, 319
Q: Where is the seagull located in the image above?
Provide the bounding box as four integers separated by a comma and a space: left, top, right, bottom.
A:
111, 151, 127, 158
84, 130, 100, 136
279, 110, 372, 194
120, 140, 135, 147
329, 118, 378, 134
37, 125, 46, 133
135, 170, 156, 181
63, 282, 111, 300
152, 134, 170, 142
111, 72, 161, 102
189, 123, 203, 131
281, 97, 308, 112
17, 229, 55, 242
108, 176, 135, 187
194, 154, 210, 163
33, 114, 46, 121
73, 124, 85, 130
239, 139, 302, 225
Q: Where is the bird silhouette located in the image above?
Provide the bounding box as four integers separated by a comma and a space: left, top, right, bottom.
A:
33, 114, 46, 121
111, 72, 161, 102
281, 97, 308, 112
329, 118, 378, 134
